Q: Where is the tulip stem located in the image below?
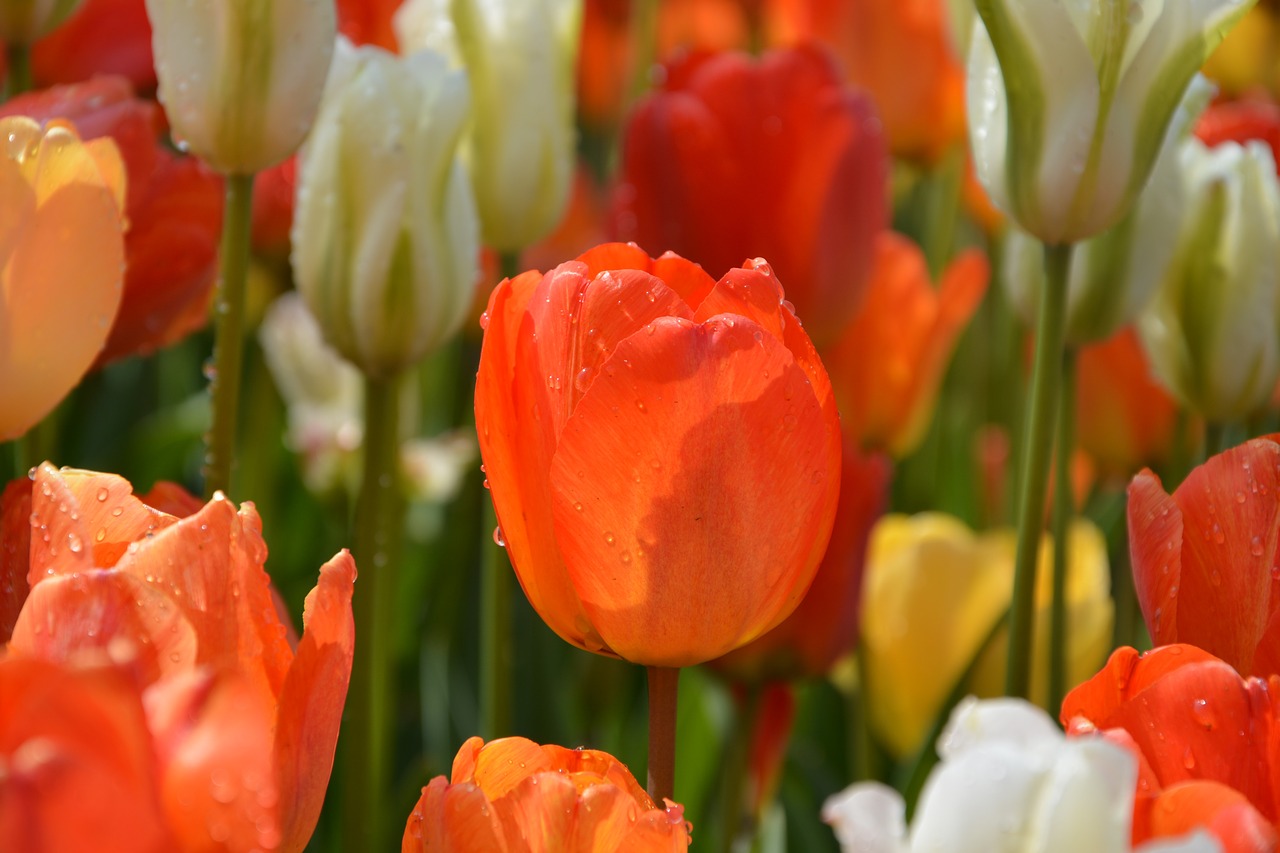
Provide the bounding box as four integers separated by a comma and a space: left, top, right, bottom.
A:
203, 171, 256, 500
647, 666, 680, 803
480, 252, 524, 741
1005, 242, 1071, 699
1048, 346, 1078, 717
3, 42, 32, 98
345, 370, 403, 852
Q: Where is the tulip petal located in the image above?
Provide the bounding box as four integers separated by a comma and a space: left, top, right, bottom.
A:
153, 669, 282, 853
49, 466, 176, 567
467, 736, 555, 798
0, 658, 173, 853
9, 569, 197, 683
274, 550, 356, 853
402, 778, 507, 852
550, 313, 839, 665
1129, 469, 1185, 647
477, 270, 604, 651
0, 478, 32, 643
1148, 780, 1278, 852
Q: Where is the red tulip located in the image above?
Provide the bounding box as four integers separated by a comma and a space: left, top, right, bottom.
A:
1128, 435, 1280, 677
403, 736, 690, 851
1, 464, 356, 852
612, 46, 888, 346
1062, 645, 1280, 850
713, 436, 890, 681
475, 243, 842, 666
0, 77, 224, 365
1197, 97, 1280, 169
820, 231, 988, 457
30, 0, 156, 91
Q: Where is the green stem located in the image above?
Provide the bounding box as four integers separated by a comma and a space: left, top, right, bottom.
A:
4, 42, 32, 98
203, 172, 256, 499
480, 252, 524, 740
1048, 347, 1078, 716
1005, 242, 1071, 698
647, 666, 680, 803
628, 0, 659, 101
343, 371, 403, 852
850, 641, 877, 783
1204, 421, 1228, 460
479, 496, 513, 738
720, 686, 764, 853
923, 145, 966, 279
903, 607, 1010, 818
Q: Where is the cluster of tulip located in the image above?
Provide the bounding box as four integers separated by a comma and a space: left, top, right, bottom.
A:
7, 0, 1280, 850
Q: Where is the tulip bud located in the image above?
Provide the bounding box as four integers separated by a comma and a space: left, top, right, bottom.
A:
967, 0, 1253, 244
446, 0, 582, 252
1138, 135, 1280, 423
0, 0, 82, 43
144, 0, 336, 174
292, 36, 479, 377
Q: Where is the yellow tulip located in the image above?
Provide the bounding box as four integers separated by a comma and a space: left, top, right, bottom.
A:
860, 513, 1113, 758
1, 116, 125, 440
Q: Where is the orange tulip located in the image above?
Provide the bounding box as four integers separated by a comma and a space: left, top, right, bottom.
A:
1062, 645, 1280, 850
763, 0, 966, 163
1129, 435, 1280, 679
402, 736, 691, 851
0, 114, 124, 441
1, 77, 225, 366
475, 243, 842, 666
1, 464, 356, 852
821, 232, 988, 457
713, 437, 891, 681
1076, 328, 1186, 483
612, 45, 888, 347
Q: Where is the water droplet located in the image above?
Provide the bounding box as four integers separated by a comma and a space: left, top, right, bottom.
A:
111, 507, 124, 518
603, 531, 616, 546
96, 487, 109, 502
492, 527, 506, 547
479, 311, 490, 330
575, 367, 594, 391
1210, 569, 1223, 587
95, 528, 106, 543
1192, 698, 1215, 730
1237, 491, 1247, 504
620, 551, 632, 564
1182, 745, 1196, 770
573, 502, 583, 512
1252, 536, 1265, 557
66, 532, 81, 554
635, 399, 647, 413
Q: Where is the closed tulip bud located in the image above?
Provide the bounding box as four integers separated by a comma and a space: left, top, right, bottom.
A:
292, 36, 479, 377
144, 0, 336, 174
967, 0, 1253, 244
0, 0, 82, 43
1138, 134, 1280, 423
448, 0, 581, 252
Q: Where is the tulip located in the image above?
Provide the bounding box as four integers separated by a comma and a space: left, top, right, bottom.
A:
403, 736, 691, 851
713, 439, 891, 682
612, 45, 888, 346
475, 243, 842, 666
1063, 645, 1280, 850
967, 0, 1253, 244
1128, 434, 1280, 678
2, 464, 356, 852
763, 0, 967, 163
293, 36, 479, 377
441, 0, 582, 252
824, 696, 1220, 853
1076, 328, 1186, 482
1196, 97, 1280, 165
1137, 126, 1280, 423
0, 0, 82, 44
861, 513, 1113, 757
1202, 4, 1280, 98
143, 0, 335, 174
29, 0, 154, 90
1, 76, 224, 365
0, 115, 124, 441
821, 232, 988, 457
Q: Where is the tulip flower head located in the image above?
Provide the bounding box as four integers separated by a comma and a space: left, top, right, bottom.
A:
403, 736, 691, 851
967, 0, 1254, 244
1129, 434, 1280, 678
1064, 645, 1280, 849
1, 115, 124, 441
475, 244, 843, 667
144, 0, 336, 173
824, 696, 1220, 853
1137, 129, 1280, 423
293, 36, 479, 378
1, 465, 356, 852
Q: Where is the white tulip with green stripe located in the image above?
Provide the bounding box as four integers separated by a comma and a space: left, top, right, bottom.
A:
292, 36, 480, 378
968, 0, 1255, 245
